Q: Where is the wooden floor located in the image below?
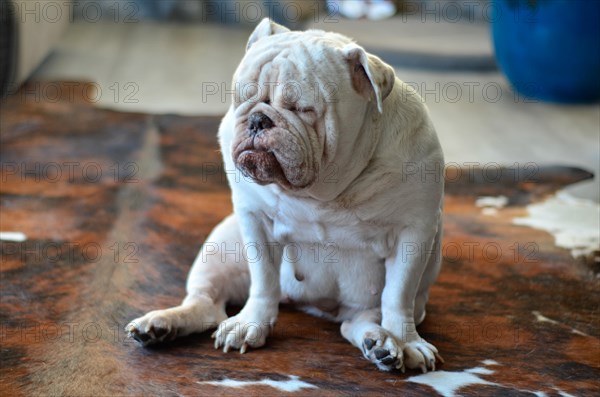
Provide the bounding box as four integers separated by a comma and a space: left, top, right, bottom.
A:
31, 18, 600, 203
1, 83, 598, 396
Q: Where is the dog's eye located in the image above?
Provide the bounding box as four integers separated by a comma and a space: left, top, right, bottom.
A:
296, 106, 315, 114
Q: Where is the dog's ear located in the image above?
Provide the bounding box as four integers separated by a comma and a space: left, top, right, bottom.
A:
247, 18, 291, 51
343, 44, 395, 113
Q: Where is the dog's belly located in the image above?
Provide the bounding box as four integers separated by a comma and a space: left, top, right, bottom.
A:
271, 203, 389, 318
279, 244, 386, 318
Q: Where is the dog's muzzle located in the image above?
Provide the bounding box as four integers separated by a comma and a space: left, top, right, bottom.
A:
233, 111, 288, 186
248, 112, 273, 136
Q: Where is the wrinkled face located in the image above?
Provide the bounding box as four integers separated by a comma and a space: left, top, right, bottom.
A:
230, 31, 354, 191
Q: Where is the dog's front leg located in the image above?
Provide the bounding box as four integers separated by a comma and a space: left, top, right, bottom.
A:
381, 225, 443, 373
213, 212, 281, 353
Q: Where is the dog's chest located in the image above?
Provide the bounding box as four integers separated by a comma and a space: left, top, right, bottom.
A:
269, 196, 392, 257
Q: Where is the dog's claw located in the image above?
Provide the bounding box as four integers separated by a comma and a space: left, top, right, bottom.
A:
125, 323, 156, 346
435, 352, 445, 364
240, 342, 248, 354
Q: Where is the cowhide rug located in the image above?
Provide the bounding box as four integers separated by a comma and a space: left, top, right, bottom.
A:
1, 82, 598, 396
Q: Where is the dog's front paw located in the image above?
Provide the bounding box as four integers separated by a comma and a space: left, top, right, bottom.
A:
125, 311, 177, 346
212, 304, 277, 354
400, 338, 444, 373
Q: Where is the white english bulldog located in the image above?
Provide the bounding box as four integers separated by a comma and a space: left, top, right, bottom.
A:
127, 18, 445, 373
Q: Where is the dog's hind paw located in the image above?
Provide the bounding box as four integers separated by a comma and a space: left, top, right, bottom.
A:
125, 311, 177, 346
361, 329, 403, 371
360, 329, 443, 372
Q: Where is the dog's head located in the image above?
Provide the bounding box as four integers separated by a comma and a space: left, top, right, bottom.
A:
229, 18, 395, 192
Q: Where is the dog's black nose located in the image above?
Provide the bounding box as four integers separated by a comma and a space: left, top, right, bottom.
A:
248, 112, 273, 135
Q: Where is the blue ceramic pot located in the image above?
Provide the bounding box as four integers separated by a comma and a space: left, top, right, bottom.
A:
491, 0, 600, 103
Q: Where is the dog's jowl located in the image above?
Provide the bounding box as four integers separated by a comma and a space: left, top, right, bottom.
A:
126, 18, 445, 373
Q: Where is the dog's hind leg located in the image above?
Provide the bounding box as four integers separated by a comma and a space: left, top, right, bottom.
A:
126, 214, 250, 346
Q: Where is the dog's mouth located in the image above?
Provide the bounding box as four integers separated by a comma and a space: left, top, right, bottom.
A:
235, 149, 288, 186
231, 108, 318, 190
232, 125, 294, 188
